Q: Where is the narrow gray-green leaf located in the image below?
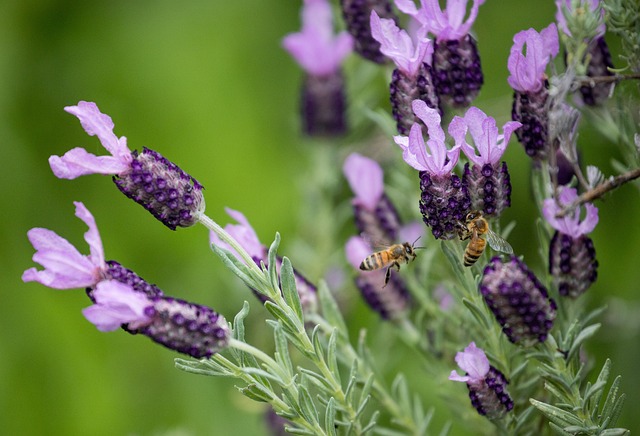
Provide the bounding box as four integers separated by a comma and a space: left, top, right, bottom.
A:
361, 410, 380, 434
568, 323, 601, 361
325, 398, 337, 436
281, 256, 304, 323
274, 323, 293, 378
238, 383, 273, 403
264, 301, 299, 334
326, 329, 340, 386
317, 281, 348, 336
267, 232, 282, 291
441, 240, 467, 284
530, 398, 584, 427
299, 367, 333, 392
298, 385, 319, 426
607, 393, 626, 429
462, 298, 492, 330
548, 422, 573, 436
212, 244, 264, 290
599, 428, 631, 436
174, 358, 231, 377
284, 426, 318, 435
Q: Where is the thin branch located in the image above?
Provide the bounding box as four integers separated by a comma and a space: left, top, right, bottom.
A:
555, 167, 640, 217
575, 72, 640, 86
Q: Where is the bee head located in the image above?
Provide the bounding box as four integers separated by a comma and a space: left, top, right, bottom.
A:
466, 210, 482, 222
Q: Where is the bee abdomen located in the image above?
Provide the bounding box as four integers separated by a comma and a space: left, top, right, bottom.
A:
464, 240, 486, 266
360, 252, 384, 271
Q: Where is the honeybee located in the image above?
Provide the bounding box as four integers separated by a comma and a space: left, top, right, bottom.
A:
359, 239, 420, 286
458, 211, 513, 267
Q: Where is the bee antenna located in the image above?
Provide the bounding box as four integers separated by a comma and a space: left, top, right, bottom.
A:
411, 236, 422, 246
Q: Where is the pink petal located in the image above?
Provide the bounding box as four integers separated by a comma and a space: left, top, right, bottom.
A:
82, 280, 152, 332
454, 342, 489, 380
448, 369, 469, 382
343, 153, 383, 210
74, 202, 105, 268
49, 148, 131, 179
64, 101, 131, 159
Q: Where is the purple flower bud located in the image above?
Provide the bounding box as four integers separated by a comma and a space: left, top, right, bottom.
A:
543, 187, 599, 297
508, 25, 559, 161
345, 236, 410, 319
210, 208, 317, 312
394, 100, 470, 239
396, 0, 486, 107
50, 102, 205, 230
370, 11, 440, 134
579, 37, 615, 106
480, 256, 557, 346
343, 153, 402, 244
283, 0, 354, 137
449, 342, 514, 419
83, 281, 230, 358
341, 0, 398, 64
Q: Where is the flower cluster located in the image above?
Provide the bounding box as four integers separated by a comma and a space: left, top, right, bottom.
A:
23, 201, 229, 358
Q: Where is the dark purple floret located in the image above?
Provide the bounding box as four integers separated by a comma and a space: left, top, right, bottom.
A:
355, 271, 410, 320
86, 260, 164, 302
549, 231, 598, 298
113, 147, 205, 230
466, 366, 514, 419
354, 193, 402, 245
130, 296, 230, 359
390, 64, 441, 135
419, 172, 471, 240
579, 37, 615, 106
480, 256, 556, 346
463, 162, 512, 218
432, 35, 483, 109
340, 0, 397, 64
512, 86, 549, 161
301, 71, 347, 137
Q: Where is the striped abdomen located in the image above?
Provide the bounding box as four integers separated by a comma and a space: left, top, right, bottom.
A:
360, 250, 392, 271
464, 237, 486, 266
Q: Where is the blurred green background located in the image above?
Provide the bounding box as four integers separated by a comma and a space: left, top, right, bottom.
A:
2, 0, 639, 434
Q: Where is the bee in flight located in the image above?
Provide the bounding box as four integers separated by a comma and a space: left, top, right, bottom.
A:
359, 238, 421, 287
458, 210, 513, 267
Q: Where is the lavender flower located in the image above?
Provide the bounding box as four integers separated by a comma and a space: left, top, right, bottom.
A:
50, 101, 205, 230
396, 0, 485, 108
543, 187, 599, 298
370, 11, 440, 135
283, 0, 353, 137
480, 256, 557, 346
394, 99, 470, 240
449, 342, 514, 419
508, 24, 560, 161
555, 0, 614, 105
83, 280, 230, 358
345, 236, 410, 320
343, 153, 402, 245
210, 208, 317, 312
456, 106, 521, 217
340, 0, 397, 64
23, 202, 229, 358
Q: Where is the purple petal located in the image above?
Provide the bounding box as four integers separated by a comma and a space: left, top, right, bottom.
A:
282, 0, 353, 76
343, 153, 384, 210
419, 0, 485, 40
49, 147, 132, 179
454, 342, 489, 381
22, 226, 102, 289
448, 369, 470, 382
82, 280, 153, 332
543, 187, 598, 237
394, 128, 428, 172
74, 202, 105, 268
345, 236, 371, 269
64, 101, 132, 161
210, 208, 265, 262
394, 0, 419, 15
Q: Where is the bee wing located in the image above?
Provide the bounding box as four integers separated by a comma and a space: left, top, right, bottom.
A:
359, 233, 393, 252
486, 229, 513, 254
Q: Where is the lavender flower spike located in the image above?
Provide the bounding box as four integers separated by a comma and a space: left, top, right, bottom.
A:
51, 101, 205, 230
343, 153, 401, 244
508, 24, 559, 161
210, 208, 317, 312
457, 107, 521, 217
283, 0, 353, 136
396, 0, 486, 108
370, 10, 440, 134
394, 99, 470, 240
83, 280, 230, 358
543, 187, 599, 297
449, 342, 514, 419
341, 0, 397, 64
23, 201, 106, 289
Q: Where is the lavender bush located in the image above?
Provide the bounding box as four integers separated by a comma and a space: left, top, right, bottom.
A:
19, 0, 640, 434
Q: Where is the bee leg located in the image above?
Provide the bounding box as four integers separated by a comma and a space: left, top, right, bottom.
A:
383, 262, 400, 288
